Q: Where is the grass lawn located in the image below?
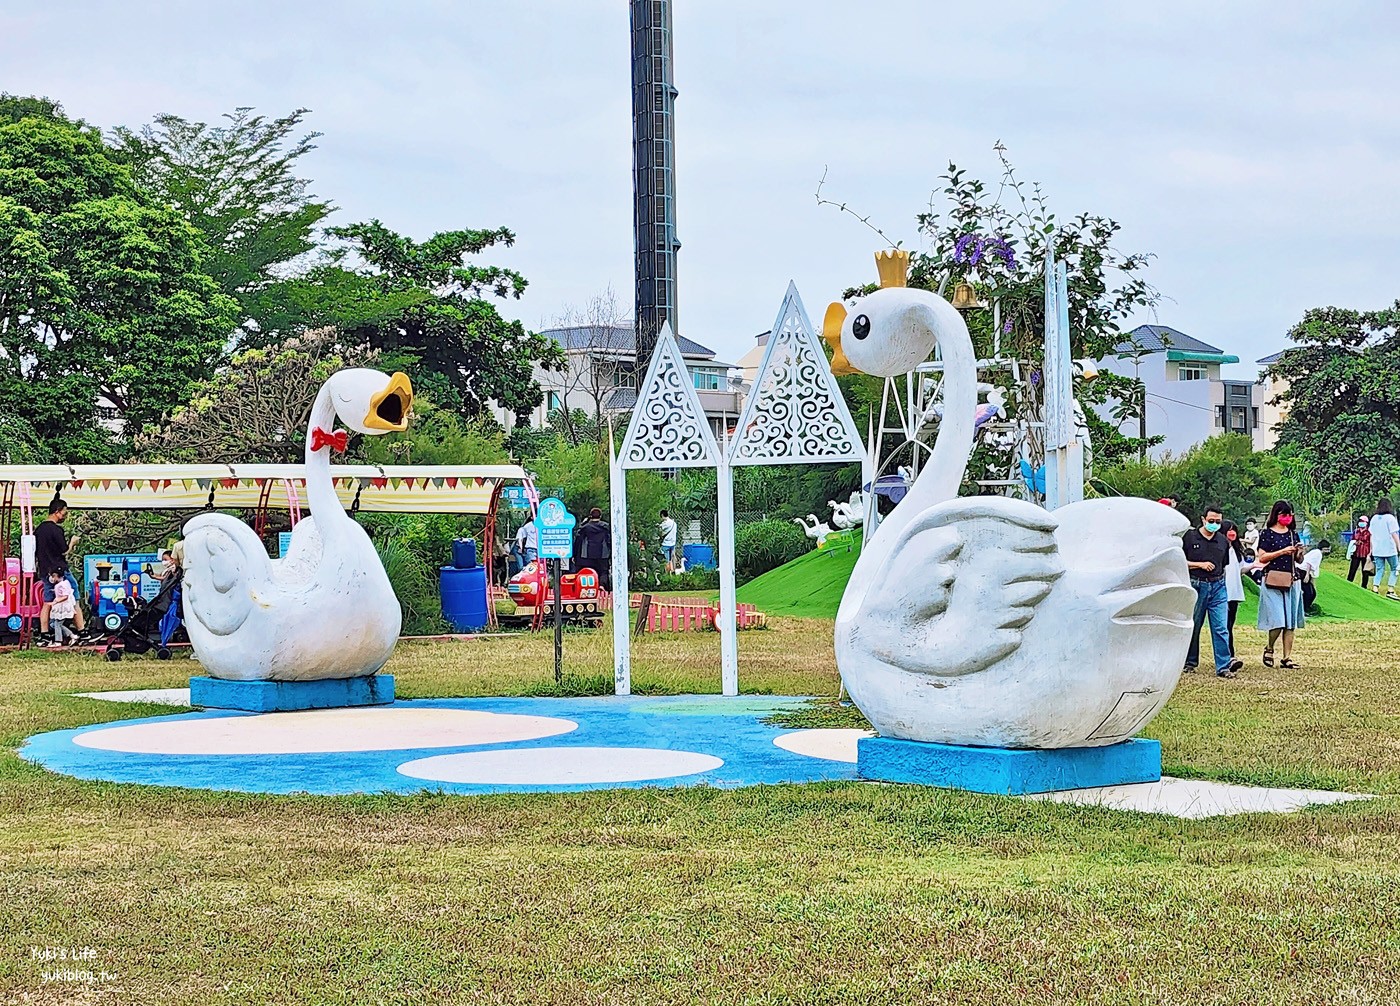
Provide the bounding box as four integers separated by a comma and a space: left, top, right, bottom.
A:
3, 616, 1400, 1003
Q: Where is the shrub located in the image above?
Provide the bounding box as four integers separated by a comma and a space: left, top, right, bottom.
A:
657, 567, 720, 592
734, 518, 810, 583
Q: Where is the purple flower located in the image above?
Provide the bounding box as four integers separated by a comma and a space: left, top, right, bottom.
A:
1031, 369, 1042, 387
987, 235, 1016, 271
953, 233, 977, 263
1003, 318, 1013, 334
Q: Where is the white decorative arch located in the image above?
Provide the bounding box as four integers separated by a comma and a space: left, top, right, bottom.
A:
610, 323, 730, 695
727, 282, 865, 467
617, 323, 721, 469
609, 290, 866, 699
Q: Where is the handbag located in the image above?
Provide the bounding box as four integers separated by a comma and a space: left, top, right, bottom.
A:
1264, 568, 1294, 590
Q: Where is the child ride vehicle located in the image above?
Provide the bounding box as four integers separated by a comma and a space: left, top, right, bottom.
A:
83, 553, 162, 633
504, 561, 603, 623
1, 557, 37, 644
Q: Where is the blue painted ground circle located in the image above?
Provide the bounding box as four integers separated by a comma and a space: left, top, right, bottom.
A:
21, 695, 859, 796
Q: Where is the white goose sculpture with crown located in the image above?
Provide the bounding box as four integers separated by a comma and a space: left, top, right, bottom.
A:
181, 369, 414, 682
824, 251, 1195, 749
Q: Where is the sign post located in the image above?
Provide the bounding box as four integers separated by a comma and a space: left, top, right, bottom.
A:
535, 497, 575, 685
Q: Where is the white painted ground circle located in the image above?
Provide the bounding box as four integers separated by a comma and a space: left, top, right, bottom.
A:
73, 708, 577, 755
397, 746, 723, 785
772, 729, 874, 764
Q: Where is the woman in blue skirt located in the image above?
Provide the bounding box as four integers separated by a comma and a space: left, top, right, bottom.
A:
1255, 499, 1306, 668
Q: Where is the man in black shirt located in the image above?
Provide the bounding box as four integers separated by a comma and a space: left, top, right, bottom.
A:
1182, 506, 1242, 677
36, 498, 87, 639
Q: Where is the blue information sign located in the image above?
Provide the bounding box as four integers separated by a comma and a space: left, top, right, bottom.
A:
535, 497, 575, 560
501, 485, 532, 510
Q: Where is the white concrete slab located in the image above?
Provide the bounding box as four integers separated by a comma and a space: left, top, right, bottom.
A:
398, 746, 723, 786
773, 728, 873, 763
73, 708, 577, 755
75, 688, 192, 707
1028, 775, 1372, 819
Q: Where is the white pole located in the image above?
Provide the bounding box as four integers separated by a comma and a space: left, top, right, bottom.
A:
609, 449, 631, 696
716, 457, 739, 696
862, 412, 878, 545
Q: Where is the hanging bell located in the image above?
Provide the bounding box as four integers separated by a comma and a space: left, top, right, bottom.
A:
950, 281, 983, 311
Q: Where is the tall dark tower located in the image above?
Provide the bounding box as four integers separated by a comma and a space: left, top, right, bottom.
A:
630, 0, 679, 367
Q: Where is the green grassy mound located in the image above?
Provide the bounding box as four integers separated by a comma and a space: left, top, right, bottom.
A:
735, 529, 861, 618
738, 532, 1400, 623
1241, 568, 1400, 622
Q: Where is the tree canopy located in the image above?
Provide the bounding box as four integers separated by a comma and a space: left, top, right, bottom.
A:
1268, 302, 1400, 510
267, 220, 566, 419
828, 145, 1160, 475
0, 105, 239, 462
137, 327, 376, 464
112, 107, 333, 335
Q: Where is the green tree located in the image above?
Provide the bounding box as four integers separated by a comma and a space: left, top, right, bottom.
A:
136, 327, 375, 464
1094, 434, 1280, 525
1267, 303, 1400, 510
827, 144, 1158, 471
359, 402, 510, 467
112, 107, 333, 335
0, 108, 240, 461
261, 220, 565, 419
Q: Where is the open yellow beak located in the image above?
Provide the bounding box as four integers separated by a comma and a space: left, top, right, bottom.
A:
824, 302, 859, 376
365, 371, 414, 432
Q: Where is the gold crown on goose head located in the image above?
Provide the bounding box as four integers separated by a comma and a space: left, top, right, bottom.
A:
875, 249, 909, 288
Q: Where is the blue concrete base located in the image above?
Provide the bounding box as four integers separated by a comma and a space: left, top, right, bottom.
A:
857, 736, 1162, 795
189, 675, 395, 712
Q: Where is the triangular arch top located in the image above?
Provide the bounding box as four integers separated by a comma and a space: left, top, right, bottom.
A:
726, 282, 866, 467
617, 321, 722, 470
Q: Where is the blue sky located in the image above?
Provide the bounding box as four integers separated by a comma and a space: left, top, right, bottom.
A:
4, 0, 1397, 379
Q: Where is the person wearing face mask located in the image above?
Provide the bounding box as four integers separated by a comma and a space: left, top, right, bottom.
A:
1255, 499, 1306, 668
1346, 516, 1373, 591
1182, 506, 1242, 677
1221, 519, 1247, 658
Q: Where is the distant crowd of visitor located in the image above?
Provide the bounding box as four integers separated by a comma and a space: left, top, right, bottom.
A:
1172, 495, 1400, 680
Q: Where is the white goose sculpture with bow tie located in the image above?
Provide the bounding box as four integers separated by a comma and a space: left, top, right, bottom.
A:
181, 368, 414, 681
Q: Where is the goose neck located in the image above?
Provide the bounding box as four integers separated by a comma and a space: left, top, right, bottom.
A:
305, 383, 349, 528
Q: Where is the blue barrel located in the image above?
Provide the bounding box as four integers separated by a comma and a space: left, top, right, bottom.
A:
1340, 531, 1354, 545
440, 565, 488, 631
452, 537, 478, 569
682, 543, 716, 570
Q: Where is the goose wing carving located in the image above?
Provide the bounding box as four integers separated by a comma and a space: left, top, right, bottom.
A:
182, 513, 273, 638
851, 497, 1064, 678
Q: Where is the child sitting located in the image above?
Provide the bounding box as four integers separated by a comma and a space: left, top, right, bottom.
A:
46, 570, 78, 647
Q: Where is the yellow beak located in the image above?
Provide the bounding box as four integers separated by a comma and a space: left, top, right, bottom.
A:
365, 371, 414, 432
824, 302, 859, 376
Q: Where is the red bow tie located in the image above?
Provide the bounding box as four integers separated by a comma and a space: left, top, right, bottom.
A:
310, 427, 348, 453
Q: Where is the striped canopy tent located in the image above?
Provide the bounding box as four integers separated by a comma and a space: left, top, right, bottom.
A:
0, 465, 528, 514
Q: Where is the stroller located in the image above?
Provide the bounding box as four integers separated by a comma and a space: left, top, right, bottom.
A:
104, 570, 185, 662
